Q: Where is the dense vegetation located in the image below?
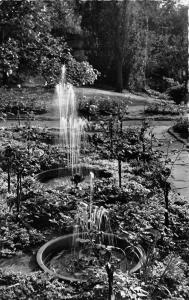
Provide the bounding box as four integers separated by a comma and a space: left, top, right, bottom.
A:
0, 0, 99, 87
0, 0, 187, 98
0, 0, 189, 299
80, 0, 187, 93
0, 100, 189, 298
173, 117, 189, 139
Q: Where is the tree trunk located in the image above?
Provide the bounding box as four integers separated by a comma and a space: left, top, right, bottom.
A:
16, 174, 20, 213
109, 117, 113, 152
164, 182, 169, 227
105, 263, 114, 300
118, 159, 122, 188
7, 165, 10, 193
115, 57, 123, 93
2, 71, 8, 86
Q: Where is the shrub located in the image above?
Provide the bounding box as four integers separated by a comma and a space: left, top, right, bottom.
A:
145, 101, 184, 115
78, 95, 129, 118
0, 87, 49, 116
66, 59, 100, 86
173, 118, 189, 139
166, 84, 186, 104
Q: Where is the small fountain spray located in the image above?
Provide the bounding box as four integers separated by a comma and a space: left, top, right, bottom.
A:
89, 171, 94, 227
55, 66, 86, 173
72, 171, 112, 249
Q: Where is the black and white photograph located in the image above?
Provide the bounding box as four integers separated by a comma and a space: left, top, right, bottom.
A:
0, 0, 188, 299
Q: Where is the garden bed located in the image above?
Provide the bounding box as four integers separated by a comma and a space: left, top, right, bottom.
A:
0, 120, 189, 299
144, 101, 185, 116
0, 87, 51, 118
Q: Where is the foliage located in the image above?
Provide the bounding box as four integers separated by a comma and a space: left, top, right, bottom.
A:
66, 59, 100, 87
145, 101, 184, 115
0, 0, 99, 87
81, 0, 147, 91
173, 117, 188, 139
78, 95, 130, 119
0, 38, 19, 80
0, 110, 189, 298
0, 271, 84, 300
90, 123, 156, 164
0, 0, 51, 83
0, 87, 49, 116
0, 211, 45, 257
49, 0, 82, 37
166, 84, 186, 104
80, 0, 187, 92
20, 189, 75, 231
0, 131, 68, 175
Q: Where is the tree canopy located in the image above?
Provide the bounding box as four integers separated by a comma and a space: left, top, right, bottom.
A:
80, 0, 187, 92
0, 0, 187, 92
0, 0, 98, 87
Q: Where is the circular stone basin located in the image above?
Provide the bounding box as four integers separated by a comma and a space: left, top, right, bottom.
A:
36, 233, 146, 282
36, 166, 112, 188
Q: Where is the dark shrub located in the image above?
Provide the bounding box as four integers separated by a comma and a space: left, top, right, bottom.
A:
166, 84, 186, 104
173, 118, 188, 139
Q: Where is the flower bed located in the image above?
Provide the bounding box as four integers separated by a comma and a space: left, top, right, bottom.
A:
0, 87, 50, 118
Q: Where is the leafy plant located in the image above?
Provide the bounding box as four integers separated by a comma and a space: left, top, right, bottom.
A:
173, 117, 189, 139
166, 84, 186, 104
145, 101, 184, 116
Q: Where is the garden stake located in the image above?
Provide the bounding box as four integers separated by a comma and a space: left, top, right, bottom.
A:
109, 115, 113, 152
7, 164, 10, 193
17, 109, 21, 126
105, 262, 114, 300
16, 173, 20, 213
164, 181, 170, 227
118, 159, 122, 188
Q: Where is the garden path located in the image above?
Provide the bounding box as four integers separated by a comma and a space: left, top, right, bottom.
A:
122, 120, 189, 200
147, 125, 189, 200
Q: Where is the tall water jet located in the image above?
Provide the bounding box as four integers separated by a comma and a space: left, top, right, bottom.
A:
55, 66, 86, 173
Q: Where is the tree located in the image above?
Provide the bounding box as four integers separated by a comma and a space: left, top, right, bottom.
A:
91, 0, 130, 92
0, 0, 99, 87
80, 0, 187, 92
145, 0, 187, 90
80, 0, 147, 92
46, 0, 82, 38
0, 0, 51, 83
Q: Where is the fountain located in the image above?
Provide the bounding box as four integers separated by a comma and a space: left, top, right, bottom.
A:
36, 66, 112, 187
56, 65, 86, 173
37, 170, 145, 282
36, 66, 145, 282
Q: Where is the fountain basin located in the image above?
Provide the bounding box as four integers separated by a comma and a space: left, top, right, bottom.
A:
36, 166, 112, 186
36, 233, 146, 282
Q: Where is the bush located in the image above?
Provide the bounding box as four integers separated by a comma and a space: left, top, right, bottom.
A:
173, 118, 189, 139
78, 95, 129, 118
0, 87, 48, 116
145, 101, 184, 115
166, 84, 186, 104
66, 59, 100, 87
